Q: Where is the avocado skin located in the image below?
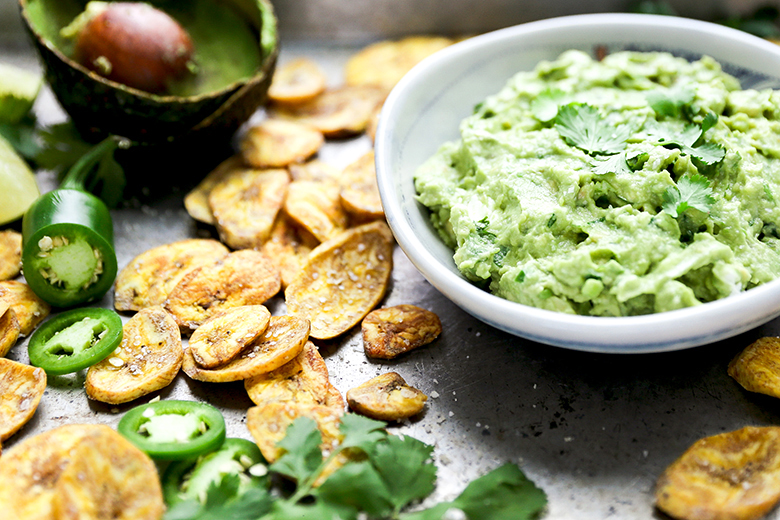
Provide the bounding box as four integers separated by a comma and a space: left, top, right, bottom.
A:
19, 0, 278, 145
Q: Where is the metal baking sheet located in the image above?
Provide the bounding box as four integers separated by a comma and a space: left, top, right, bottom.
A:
4, 26, 780, 520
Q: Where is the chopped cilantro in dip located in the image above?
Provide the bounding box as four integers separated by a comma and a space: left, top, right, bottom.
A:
415, 50, 780, 316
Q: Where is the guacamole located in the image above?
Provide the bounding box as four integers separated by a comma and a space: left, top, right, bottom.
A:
414, 50, 780, 316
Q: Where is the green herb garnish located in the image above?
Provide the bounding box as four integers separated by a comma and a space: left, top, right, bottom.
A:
651, 112, 725, 165
662, 174, 716, 218
554, 103, 630, 156
645, 83, 695, 118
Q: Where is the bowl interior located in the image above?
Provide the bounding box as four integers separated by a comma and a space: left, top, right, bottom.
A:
375, 13, 780, 353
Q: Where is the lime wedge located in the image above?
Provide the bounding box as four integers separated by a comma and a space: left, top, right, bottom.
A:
0, 63, 42, 124
0, 134, 39, 225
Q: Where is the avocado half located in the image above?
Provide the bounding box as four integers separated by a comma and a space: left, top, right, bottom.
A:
19, 0, 278, 144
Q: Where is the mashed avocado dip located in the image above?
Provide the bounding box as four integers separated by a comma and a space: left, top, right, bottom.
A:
414, 50, 780, 316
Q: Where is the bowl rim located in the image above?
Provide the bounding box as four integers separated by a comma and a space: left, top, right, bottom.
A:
375, 12, 780, 353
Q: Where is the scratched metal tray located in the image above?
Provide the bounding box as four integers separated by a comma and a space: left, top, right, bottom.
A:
4, 14, 780, 520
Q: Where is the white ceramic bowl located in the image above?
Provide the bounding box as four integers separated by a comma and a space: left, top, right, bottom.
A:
375, 13, 780, 354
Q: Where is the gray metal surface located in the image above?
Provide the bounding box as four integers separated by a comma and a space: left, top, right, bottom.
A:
4, 9, 780, 520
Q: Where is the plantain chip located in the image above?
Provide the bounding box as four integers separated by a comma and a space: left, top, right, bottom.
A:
52, 425, 165, 520
346, 372, 427, 421
164, 250, 281, 331
272, 85, 385, 138
85, 307, 183, 405
345, 35, 453, 93
288, 159, 342, 184
284, 180, 348, 243
240, 119, 324, 169
339, 150, 384, 223
268, 57, 327, 105
188, 305, 271, 369
182, 315, 309, 383
114, 239, 229, 312
261, 212, 320, 289
362, 304, 442, 359
245, 341, 343, 409
0, 357, 46, 441
285, 221, 394, 340
0, 303, 20, 357
208, 167, 290, 250
655, 426, 780, 520
0, 229, 22, 280
728, 337, 780, 399
0, 424, 104, 520
0, 279, 50, 336
184, 155, 244, 225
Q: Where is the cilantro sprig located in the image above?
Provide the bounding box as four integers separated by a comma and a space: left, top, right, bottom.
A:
650, 112, 725, 165
662, 174, 716, 218
554, 103, 631, 156
164, 413, 548, 520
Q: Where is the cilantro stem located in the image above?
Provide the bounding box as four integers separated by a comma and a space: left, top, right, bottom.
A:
286, 445, 347, 504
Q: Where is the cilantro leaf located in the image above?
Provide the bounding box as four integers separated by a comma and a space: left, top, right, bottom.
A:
592, 152, 632, 176
662, 174, 716, 218
338, 413, 387, 452
645, 83, 695, 118
554, 103, 630, 156
314, 461, 394, 517
163, 475, 273, 520
400, 463, 547, 520
650, 113, 725, 165
0, 113, 41, 160
263, 499, 357, 520
530, 88, 566, 123
370, 434, 437, 512
269, 417, 324, 484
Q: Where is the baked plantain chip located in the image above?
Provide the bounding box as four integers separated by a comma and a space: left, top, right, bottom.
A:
339, 150, 384, 223
182, 315, 309, 383
288, 159, 342, 184
114, 239, 229, 312
52, 425, 165, 520
0, 280, 50, 336
188, 305, 271, 369
85, 307, 183, 405
268, 57, 327, 105
0, 424, 104, 520
0, 357, 46, 441
272, 85, 385, 138
164, 250, 281, 331
0, 303, 20, 357
245, 341, 343, 409
655, 426, 780, 520
346, 372, 427, 421
728, 337, 780, 399
240, 119, 324, 169
284, 180, 348, 243
208, 167, 290, 250
261, 212, 320, 289
362, 304, 442, 359
345, 35, 453, 93
285, 221, 394, 340
184, 155, 244, 225
0, 229, 22, 281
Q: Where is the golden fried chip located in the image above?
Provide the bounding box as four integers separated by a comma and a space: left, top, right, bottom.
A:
52, 425, 164, 520
728, 337, 780, 399
268, 57, 327, 105
0, 279, 50, 336
288, 159, 342, 184
285, 221, 394, 340
0, 424, 104, 520
655, 426, 780, 520
240, 119, 324, 169
0, 357, 46, 441
346, 372, 427, 421
0, 304, 20, 357
164, 250, 281, 331
209, 167, 290, 250
0, 229, 22, 280
339, 150, 384, 222
345, 36, 453, 93
188, 305, 271, 369
182, 315, 309, 383
363, 304, 442, 359
184, 155, 245, 225
85, 307, 183, 405
272, 85, 385, 138
114, 239, 229, 312
284, 180, 348, 242
245, 341, 343, 409
261, 212, 320, 289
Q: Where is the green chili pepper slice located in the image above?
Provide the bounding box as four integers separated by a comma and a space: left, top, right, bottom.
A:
162, 437, 269, 506
27, 307, 123, 375
21, 136, 126, 308
117, 400, 227, 460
